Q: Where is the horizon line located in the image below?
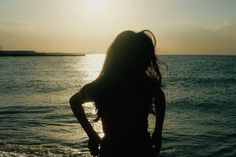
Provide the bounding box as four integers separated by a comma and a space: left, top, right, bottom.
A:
0, 50, 235, 56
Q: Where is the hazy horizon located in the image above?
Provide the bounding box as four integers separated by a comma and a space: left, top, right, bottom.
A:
1, 50, 235, 56
0, 0, 236, 55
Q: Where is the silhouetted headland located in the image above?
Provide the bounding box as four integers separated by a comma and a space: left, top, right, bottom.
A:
0, 50, 85, 56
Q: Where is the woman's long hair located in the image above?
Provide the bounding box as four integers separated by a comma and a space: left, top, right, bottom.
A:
93, 30, 165, 120
99, 30, 164, 87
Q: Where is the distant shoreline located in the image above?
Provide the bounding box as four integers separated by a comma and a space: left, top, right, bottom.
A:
0, 51, 85, 56
0, 50, 235, 57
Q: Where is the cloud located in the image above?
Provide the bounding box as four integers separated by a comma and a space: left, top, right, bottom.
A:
158, 21, 236, 54
213, 21, 236, 37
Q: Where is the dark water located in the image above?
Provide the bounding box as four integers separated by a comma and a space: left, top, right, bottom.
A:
0, 55, 235, 157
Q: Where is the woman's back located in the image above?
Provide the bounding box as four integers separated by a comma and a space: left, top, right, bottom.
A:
69, 30, 166, 157
86, 75, 159, 156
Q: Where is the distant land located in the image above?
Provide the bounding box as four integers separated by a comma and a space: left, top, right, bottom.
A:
0, 50, 85, 56
0, 50, 235, 56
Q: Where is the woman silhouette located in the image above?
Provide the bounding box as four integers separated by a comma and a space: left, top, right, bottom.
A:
70, 30, 166, 157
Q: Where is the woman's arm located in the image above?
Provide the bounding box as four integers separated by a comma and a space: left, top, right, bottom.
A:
69, 87, 101, 156
152, 89, 166, 154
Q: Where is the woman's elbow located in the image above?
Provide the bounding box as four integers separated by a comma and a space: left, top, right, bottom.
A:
69, 93, 83, 108
69, 95, 77, 108
158, 90, 166, 106
154, 90, 166, 116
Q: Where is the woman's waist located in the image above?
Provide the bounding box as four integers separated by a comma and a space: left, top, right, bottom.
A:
103, 130, 150, 141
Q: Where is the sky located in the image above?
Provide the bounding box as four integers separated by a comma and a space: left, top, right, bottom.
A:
0, 0, 236, 55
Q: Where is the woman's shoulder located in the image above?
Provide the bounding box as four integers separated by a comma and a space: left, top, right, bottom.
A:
81, 77, 107, 98
140, 74, 158, 86
138, 74, 161, 96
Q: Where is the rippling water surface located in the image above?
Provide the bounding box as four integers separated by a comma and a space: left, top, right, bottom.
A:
0, 55, 235, 157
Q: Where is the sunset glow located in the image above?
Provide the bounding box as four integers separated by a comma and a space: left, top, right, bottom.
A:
0, 0, 235, 55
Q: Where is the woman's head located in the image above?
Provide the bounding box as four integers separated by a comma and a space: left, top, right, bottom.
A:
100, 30, 163, 86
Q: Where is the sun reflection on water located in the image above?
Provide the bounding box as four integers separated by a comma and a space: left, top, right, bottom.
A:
72, 54, 105, 83
85, 53, 105, 79
83, 102, 104, 138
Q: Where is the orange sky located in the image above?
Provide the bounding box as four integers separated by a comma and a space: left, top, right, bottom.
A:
0, 0, 236, 55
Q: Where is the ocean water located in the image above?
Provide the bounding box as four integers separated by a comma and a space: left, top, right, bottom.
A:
0, 54, 235, 157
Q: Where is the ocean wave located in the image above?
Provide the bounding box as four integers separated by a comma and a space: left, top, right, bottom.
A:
0, 142, 90, 157
0, 79, 67, 94
0, 105, 55, 115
